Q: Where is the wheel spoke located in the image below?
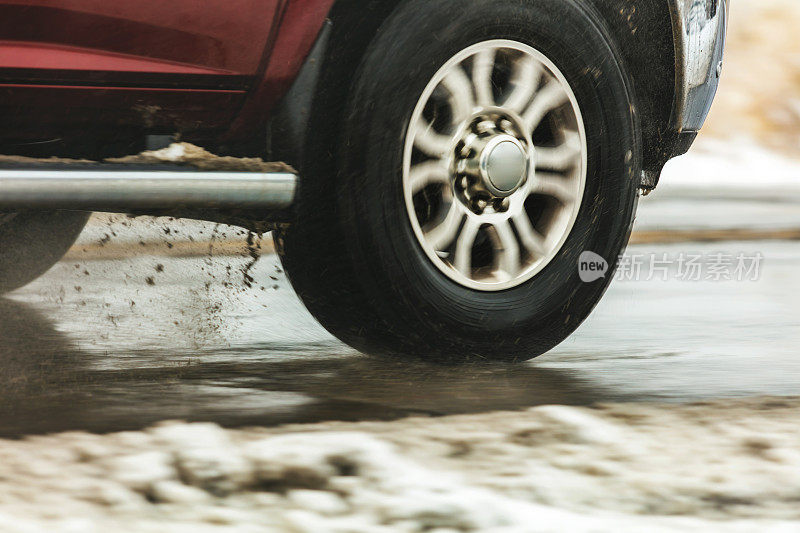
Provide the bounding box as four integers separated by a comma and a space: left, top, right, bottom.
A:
536, 132, 582, 172
425, 203, 463, 251
522, 79, 569, 133
409, 161, 451, 193
513, 213, 547, 257
442, 65, 475, 124
412, 118, 452, 158
472, 49, 496, 107
490, 220, 520, 279
504, 55, 542, 113
533, 173, 577, 204
453, 218, 480, 275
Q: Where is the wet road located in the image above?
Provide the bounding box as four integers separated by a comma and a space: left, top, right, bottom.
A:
1, 236, 798, 437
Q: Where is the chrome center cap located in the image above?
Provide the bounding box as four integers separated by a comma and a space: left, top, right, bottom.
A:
480, 136, 528, 196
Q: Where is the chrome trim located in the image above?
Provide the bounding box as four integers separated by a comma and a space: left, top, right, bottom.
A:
671, 0, 729, 132
0, 170, 296, 210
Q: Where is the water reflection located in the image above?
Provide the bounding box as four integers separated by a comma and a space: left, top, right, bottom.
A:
0, 297, 620, 437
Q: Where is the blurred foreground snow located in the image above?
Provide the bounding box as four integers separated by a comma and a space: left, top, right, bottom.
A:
3, 398, 800, 532
636, 138, 800, 233
659, 137, 800, 197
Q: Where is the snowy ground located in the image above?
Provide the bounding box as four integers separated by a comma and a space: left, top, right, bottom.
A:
632, 138, 800, 238
659, 138, 800, 198
2, 398, 800, 533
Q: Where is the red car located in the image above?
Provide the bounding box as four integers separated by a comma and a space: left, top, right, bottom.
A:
0, 0, 727, 361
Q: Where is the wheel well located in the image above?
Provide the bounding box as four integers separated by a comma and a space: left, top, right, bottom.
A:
270, 0, 677, 176
584, 0, 678, 174
267, 0, 399, 170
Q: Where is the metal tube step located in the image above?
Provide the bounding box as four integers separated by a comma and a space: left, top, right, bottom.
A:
0, 168, 297, 211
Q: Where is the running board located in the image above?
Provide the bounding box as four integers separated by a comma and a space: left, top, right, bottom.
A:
0, 168, 296, 211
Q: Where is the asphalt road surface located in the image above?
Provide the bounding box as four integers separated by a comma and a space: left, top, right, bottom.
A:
1, 238, 798, 437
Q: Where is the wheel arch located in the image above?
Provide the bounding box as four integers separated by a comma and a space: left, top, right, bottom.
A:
583, 0, 685, 186
268, 0, 679, 182
266, 0, 401, 170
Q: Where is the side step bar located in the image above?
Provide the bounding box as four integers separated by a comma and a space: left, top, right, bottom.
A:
0, 169, 297, 211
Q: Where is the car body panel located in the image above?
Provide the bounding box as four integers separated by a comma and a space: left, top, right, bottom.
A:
0, 0, 284, 140
222, 0, 336, 143
0, 43, 232, 75
0, 0, 726, 170
0, 1, 280, 79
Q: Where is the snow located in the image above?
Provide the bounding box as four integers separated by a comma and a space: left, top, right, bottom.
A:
634, 137, 800, 232
2, 399, 800, 531
659, 137, 800, 197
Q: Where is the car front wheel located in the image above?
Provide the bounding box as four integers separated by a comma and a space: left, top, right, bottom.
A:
277, 0, 640, 362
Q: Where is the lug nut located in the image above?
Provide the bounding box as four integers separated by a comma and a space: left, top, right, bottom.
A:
476, 121, 490, 133
493, 198, 510, 212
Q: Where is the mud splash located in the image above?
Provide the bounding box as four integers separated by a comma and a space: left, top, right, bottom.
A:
106, 142, 295, 173
242, 231, 263, 289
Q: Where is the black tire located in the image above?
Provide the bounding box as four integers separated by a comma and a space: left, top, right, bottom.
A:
0, 211, 90, 294
276, 0, 640, 362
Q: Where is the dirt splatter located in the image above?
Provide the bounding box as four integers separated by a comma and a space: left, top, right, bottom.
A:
242, 231, 263, 289
106, 142, 295, 173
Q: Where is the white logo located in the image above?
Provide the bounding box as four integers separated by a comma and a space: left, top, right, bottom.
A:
578, 251, 608, 282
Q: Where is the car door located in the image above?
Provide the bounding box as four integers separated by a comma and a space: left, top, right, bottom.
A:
0, 0, 282, 141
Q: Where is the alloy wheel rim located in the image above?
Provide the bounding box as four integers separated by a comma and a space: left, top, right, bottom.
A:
403, 39, 587, 292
